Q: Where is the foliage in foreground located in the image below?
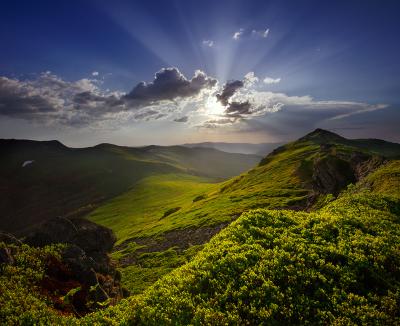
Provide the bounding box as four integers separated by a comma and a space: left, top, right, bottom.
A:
0, 243, 67, 325
121, 191, 400, 325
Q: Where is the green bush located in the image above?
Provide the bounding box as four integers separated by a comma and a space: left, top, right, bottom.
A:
125, 192, 400, 325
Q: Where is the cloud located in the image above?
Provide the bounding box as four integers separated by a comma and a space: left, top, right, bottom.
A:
216, 80, 244, 106
199, 117, 239, 129
0, 69, 389, 136
232, 28, 244, 40
92, 71, 99, 76
0, 68, 220, 127
174, 116, 189, 123
252, 28, 270, 38
263, 76, 281, 84
0, 76, 57, 119
202, 40, 214, 47
125, 67, 216, 105
225, 101, 252, 116
196, 71, 387, 130
243, 72, 259, 86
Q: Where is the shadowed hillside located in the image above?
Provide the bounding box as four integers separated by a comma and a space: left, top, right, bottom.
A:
0, 140, 260, 234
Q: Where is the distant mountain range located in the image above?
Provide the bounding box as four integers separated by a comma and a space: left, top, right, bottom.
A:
183, 141, 284, 156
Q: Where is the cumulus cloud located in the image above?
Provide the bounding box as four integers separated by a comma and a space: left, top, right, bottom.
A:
243, 72, 259, 87
0, 68, 217, 127
225, 101, 252, 116
216, 80, 244, 106
125, 67, 216, 105
202, 40, 214, 47
197, 71, 387, 130
232, 28, 244, 40
263, 76, 281, 84
0, 69, 388, 135
92, 71, 99, 76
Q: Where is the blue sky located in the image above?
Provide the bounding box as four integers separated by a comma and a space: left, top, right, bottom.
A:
0, 0, 399, 146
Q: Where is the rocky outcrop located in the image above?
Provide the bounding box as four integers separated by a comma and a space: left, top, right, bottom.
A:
24, 217, 128, 315
312, 155, 356, 196
310, 147, 385, 196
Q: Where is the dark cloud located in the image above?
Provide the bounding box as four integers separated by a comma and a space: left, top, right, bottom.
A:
215, 79, 252, 120
216, 80, 243, 106
0, 68, 216, 126
72, 92, 124, 115
0, 77, 56, 119
125, 68, 216, 105
73, 91, 105, 105
225, 101, 252, 115
174, 116, 189, 123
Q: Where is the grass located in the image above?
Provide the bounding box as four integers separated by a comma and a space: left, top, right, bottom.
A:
0, 140, 260, 234
90, 141, 319, 248
2, 131, 400, 324
87, 173, 217, 247
88, 142, 319, 294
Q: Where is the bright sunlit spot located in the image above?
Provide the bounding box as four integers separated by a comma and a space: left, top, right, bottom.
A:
205, 95, 225, 116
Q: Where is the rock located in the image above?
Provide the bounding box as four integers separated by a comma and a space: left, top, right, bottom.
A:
0, 247, 14, 265
24, 217, 124, 314
62, 245, 98, 286
312, 155, 355, 196
311, 149, 384, 196
24, 217, 116, 254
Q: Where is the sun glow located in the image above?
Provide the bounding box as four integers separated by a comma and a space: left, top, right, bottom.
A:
205, 95, 225, 116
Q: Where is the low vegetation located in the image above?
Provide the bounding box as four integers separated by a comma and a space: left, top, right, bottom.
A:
1, 130, 400, 324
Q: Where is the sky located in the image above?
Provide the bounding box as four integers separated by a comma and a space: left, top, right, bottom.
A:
0, 0, 399, 147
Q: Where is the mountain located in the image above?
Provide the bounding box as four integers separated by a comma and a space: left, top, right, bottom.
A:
1, 129, 400, 324
0, 139, 260, 234
183, 141, 283, 155
85, 129, 400, 294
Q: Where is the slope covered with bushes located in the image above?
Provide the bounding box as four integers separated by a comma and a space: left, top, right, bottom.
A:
2, 161, 399, 325
118, 189, 400, 325
1, 130, 400, 324
90, 130, 399, 295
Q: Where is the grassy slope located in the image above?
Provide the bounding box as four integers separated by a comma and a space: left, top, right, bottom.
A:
90, 141, 319, 242
88, 132, 400, 294
88, 141, 317, 293
93, 130, 400, 249
83, 160, 400, 325
0, 140, 259, 234
3, 160, 399, 325
87, 174, 217, 247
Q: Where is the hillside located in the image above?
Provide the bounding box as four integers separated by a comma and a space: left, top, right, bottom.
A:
0, 140, 259, 234
86, 129, 400, 293
1, 148, 399, 324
